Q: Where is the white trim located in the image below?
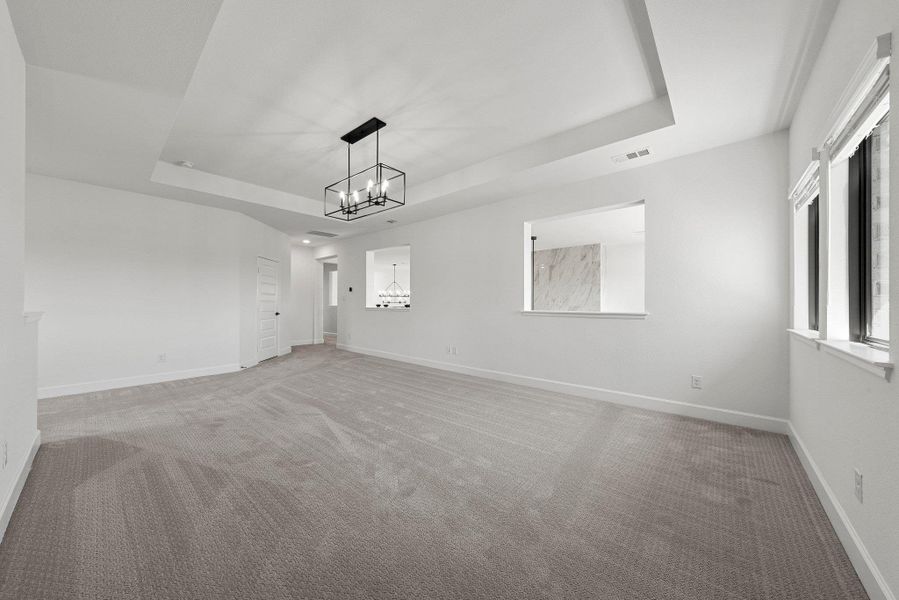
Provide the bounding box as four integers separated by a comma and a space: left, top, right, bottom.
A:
0, 431, 41, 545
816, 340, 893, 380
787, 328, 820, 348
364, 307, 410, 312
818, 144, 835, 340
278, 347, 292, 357
314, 338, 324, 344
790, 160, 820, 212
822, 34, 891, 157
290, 339, 317, 347
38, 364, 241, 399
788, 423, 895, 600
338, 343, 788, 434
522, 310, 648, 319
830, 79, 889, 165
22, 311, 43, 324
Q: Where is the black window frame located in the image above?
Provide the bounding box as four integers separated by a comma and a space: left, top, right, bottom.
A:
807, 196, 820, 331
848, 121, 889, 349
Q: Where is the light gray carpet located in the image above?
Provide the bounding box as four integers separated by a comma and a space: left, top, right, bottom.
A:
0, 344, 867, 599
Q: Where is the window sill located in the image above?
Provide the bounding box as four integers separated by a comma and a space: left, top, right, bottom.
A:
816, 339, 892, 380
521, 310, 648, 319
365, 307, 411, 312
787, 328, 820, 348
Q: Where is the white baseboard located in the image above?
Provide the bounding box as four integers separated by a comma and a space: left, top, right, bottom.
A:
0, 430, 41, 545
338, 344, 789, 434
788, 424, 895, 600
290, 339, 316, 347
38, 364, 242, 399
314, 338, 324, 344
278, 346, 292, 357
323, 331, 337, 336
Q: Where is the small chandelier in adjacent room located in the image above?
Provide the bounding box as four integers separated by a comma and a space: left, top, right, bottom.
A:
376, 263, 410, 308
324, 117, 406, 221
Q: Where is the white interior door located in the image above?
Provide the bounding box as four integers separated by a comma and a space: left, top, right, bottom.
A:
256, 257, 279, 362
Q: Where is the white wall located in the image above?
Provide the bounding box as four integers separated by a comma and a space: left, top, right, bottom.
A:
289, 245, 316, 345
788, 1, 899, 597
26, 174, 290, 396
0, 0, 38, 542
601, 242, 645, 312
310, 132, 790, 425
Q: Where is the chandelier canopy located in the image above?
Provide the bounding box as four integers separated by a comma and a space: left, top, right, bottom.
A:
324, 117, 406, 221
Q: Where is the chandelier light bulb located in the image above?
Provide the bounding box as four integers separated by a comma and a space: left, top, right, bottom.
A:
382, 179, 389, 193
367, 179, 374, 191
352, 190, 359, 205
339, 191, 346, 207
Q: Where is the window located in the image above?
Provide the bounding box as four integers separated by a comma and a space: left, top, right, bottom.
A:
524, 202, 645, 313
365, 245, 411, 308
848, 115, 889, 348
788, 160, 819, 333
807, 196, 819, 330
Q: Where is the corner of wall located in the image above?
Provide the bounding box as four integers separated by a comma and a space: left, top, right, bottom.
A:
0, 431, 41, 545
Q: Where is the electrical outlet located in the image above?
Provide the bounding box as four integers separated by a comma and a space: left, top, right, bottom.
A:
451, 346, 458, 355
157, 353, 167, 363
854, 469, 863, 503
690, 375, 703, 389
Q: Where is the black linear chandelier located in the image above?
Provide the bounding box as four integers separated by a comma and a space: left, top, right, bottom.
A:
324, 117, 406, 221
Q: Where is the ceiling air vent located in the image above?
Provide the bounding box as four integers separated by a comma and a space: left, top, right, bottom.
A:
612, 148, 651, 164
306, 230, 338, 238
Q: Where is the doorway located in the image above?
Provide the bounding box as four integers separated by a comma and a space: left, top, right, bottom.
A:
322, 261, 338, 345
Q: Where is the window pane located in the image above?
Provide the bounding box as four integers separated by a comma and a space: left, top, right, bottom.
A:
807, 198, 819, 331
869, 116, 889, 341
329, 270, 339, 306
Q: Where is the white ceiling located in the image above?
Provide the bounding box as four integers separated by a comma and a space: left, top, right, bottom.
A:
369, 245, 411, 268
9, 0, 839, 245
7, 0, 222, 93
160, 0, 657, 200
532, 204, 645, 250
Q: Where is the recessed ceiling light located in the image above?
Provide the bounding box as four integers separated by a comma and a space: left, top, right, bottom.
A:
302, 239, 311, 244
176, 160, 194, 168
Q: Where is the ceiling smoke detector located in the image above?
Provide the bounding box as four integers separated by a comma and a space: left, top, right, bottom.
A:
612, 148, 651, 164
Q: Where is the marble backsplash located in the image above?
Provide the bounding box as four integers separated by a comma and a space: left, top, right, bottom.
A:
533, 243, 601, 311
